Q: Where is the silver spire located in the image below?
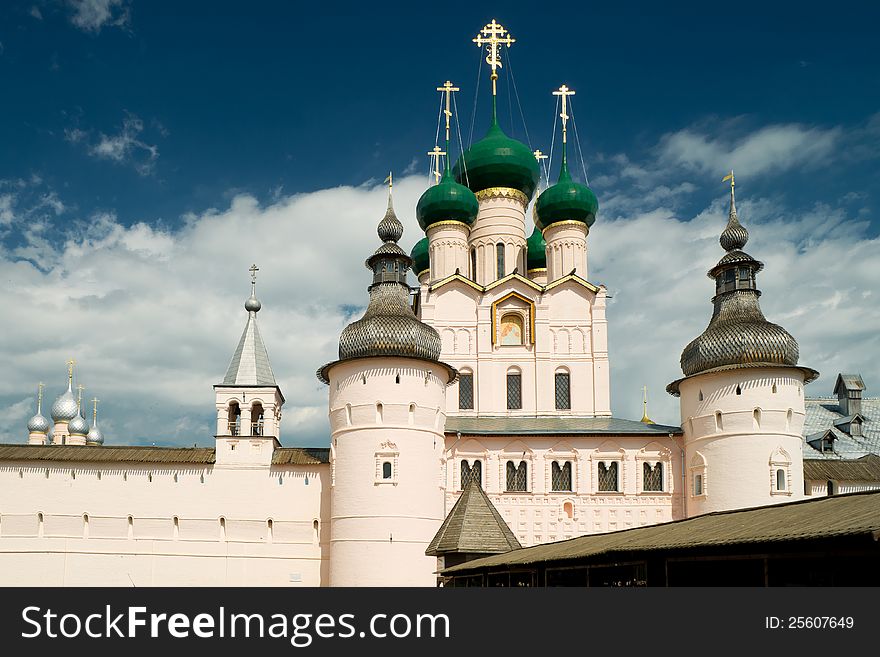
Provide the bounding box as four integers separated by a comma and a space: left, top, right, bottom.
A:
223, 265, 276, 386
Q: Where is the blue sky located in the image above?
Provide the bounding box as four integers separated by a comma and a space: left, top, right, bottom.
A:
1, 0, 878, 446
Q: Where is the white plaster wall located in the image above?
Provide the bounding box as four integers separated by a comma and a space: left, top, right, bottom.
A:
326, 357, 448, 587
427, 222, 470, 281
678, 368, 807, 517
0, 459, 330, 586
544, 222, 588, 282
443, 433, 683, 546
468, 195, 527, 285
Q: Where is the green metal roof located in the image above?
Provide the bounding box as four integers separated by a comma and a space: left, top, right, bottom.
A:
442, 489, 880, 574
453, 120, 540, 199
410, 237, 429, 276
426, 480, 521, 556
526, 225, 546, 270
416, 170, 479, 230
445, 415, 682, 436
534, 160, 598, 231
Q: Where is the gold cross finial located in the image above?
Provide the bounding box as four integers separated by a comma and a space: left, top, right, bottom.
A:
553, 84, 576, 143
91, 397, 100, 423
473, 20, 515, 95
437, 80, 459, 142
641, 385, 655, 424
427, 146, 446, 184
249, 263, 259, 285
76, 383, 85, 408
67, 358, 76, 382
533, 149, 548, 162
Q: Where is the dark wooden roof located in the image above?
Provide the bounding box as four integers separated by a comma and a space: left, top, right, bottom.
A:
0, 444, 330, 465
803, 454, 880, 482
426, 481, 521, 556
442, 489, 880, 574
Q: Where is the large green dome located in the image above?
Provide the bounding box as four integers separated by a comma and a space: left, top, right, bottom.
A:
534, 163, 598, 231
416, 170, 479, 230
411, 237, 429, 276
526, 226, 546, 271
452, 121, 540, 199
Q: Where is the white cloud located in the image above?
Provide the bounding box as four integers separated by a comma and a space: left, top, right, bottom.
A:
658, 122, 841, 178
30, 6, 43, 20
72, 113, 160, 176
68, 0, 130, 34
0, 195, 14, 225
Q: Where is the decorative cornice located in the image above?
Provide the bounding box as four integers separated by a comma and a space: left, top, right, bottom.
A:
543, 273, 600, 293
426, 220, 472, 234
542, 220, 590, 237
484, 272, 543, 292
475, 187, 529, 207
430, 272, 484, 293
527, 268, 547, 274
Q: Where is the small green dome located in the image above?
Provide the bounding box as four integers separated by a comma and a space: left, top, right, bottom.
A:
534, 163, 598, 231
410, 237, 430, 276
526, 226, 546, 271
416, 170, 479, 230
453, 121, 540, 199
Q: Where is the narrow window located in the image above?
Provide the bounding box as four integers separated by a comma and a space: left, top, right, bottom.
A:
753, 408, 762, 429
551, 461, 572, 491
45, 469, 49, 479
772, 383, 777, 394
71, 470, 76, 480
715, 411, 723, 431
345, 404, 352, 425
496, 242, 505, 279
219, 517, 227, 541
643, 462, 663, 492
470, 248, 477, 281
382, 461, 392, 480
736, 384, 742, 395
555, 372, 571, 410
507, 372, 522, 410
97, 471, 102, 481
597, 462, 618, 492
506, 460, 528, 492
408, 403, 415, 425
776, 468, 786, 491
173, 516, 179, 540
38, 512, 44, 538
267, 519, 274, 543
127, 515, 133, 539
313, 519, 320, 545
148, 472, 153, 482
694, 473, 703, 496
461, 460, 482, 489
395, 373, 400, 384
698, 390, 703, 401
376, 403, 383, 424
82, 513, 89, 539
458, 373, 474, 410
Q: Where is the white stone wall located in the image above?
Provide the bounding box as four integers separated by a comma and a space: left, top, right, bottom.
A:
443, 434, 683, 546
678, 368, 807, 517
0, 458, 329, 586
326, 357, 448, 586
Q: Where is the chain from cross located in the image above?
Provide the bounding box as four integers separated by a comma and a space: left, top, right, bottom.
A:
552, 85, 576, 143
427, 146, 446, 184
437, 80, 459, 141
473, 20, 515, 95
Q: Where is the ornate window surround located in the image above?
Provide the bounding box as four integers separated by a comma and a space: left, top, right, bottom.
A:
690, 451, 707, 498
374, 440, 399, 486
635, 443, 672, 495
769, 447, 792, 497
491, 292, 535, 346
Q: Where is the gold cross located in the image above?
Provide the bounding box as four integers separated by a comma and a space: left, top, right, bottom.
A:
533, 149, 548, 162
473, 20, 515, 94
437, 80, 460, 141
76, 384, 85, 408
552, 85, 576, 143
427, 146, 446, 183
91, 397, 100, 423
249, 263, 259, 285
67, 358, 76, 382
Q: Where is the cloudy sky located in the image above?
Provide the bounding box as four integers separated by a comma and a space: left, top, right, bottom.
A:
1, 1, 878, 447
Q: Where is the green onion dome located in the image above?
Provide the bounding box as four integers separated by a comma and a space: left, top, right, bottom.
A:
534, 161, 598, 231
526, 226, 546, 271
416, 170, 479, 230
411, 237, 430, 276
452, 120, 540, 200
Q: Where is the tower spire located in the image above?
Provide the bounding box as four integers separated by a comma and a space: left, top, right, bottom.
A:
641, 385, 655, 424
473, 19, 515, 123
66, 358, 75, 390
36, 382, 44, 415
552, 84, 576, 181
719, 170, 748, 252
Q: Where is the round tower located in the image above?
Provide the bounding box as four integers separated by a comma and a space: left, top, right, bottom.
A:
534, 85, 598, 282
318, 184, 456, 587
667, 173, 818, 517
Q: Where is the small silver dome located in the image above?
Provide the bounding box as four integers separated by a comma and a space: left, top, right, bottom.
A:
68, 412, 89, 436
245, 294, 262, 313
51, 387, 78, 423
86, 425, 105, 445
27, 413, 51, 434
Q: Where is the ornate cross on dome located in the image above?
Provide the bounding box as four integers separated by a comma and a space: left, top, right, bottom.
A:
91, 397, 100, 423
37, 382, 44, 408
553, 85, 575, 143
722, 170, 737, 218
533, 148, 547, 162
249, 263, 259, 285
76, 384, 85, 408
67, 358, 76, 382
437, 80, 459, 141
427, 146, 446, 183
473, 20, 515, 95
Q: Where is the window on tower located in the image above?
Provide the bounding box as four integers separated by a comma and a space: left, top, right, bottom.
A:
555, 371, 571, 410
506, 460, 528, 492
496, 243, 505, 279
507, 370, 522, 409
458, 372, 474, 410
382, 461, 392, 480
470, 248, 477, 281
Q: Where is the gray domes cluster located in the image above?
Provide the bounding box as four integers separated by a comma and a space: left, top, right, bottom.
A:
27, 366, 109, 445
51, 385, 78, 423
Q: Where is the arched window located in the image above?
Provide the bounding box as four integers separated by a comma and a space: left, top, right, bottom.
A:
643, 462, 663, 492
551, 461, 572, 491
776, 468, 786, 491
698, 390, 704, 401
506, 369, 522, 409
506, 460, 528, 492
735, 384, 742, 395
496, 243, 505, 279
267, 519, 274, 543
376, 403, 383, 424
753, 408, 762, 429
227, 401, 241, 436
694, 473, 703, 496
772, 383, 778, 394
251, 402, 264, 436
461, 460, 482, 489
219, 517, 227, 541
173, 516, 179, 540
500, 314, 524, 346
382, 461, 393, 480
597, 462, 618, 492
714, 411, 723, 431
555, 370, 571, 410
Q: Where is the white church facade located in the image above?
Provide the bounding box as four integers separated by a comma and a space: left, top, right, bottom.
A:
0, 20, 873, 587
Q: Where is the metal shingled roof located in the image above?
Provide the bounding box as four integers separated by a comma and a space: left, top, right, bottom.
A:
803, 398, 880, 459
442, 489, 880, 574
223, 313, 277, 386
445, 415, 682, 436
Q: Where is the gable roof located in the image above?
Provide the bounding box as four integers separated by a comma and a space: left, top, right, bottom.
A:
833, 373, 865, 395
426, 480, 521, 556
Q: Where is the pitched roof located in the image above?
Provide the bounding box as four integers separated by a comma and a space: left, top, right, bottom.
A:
833, 373, 865, 394
426, 481, 521, 556
0, 444, 330, 465
445, 415, 682, 436
223, 313, 276, 386
803, 454, 880, 482
441, 489, 880, 574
